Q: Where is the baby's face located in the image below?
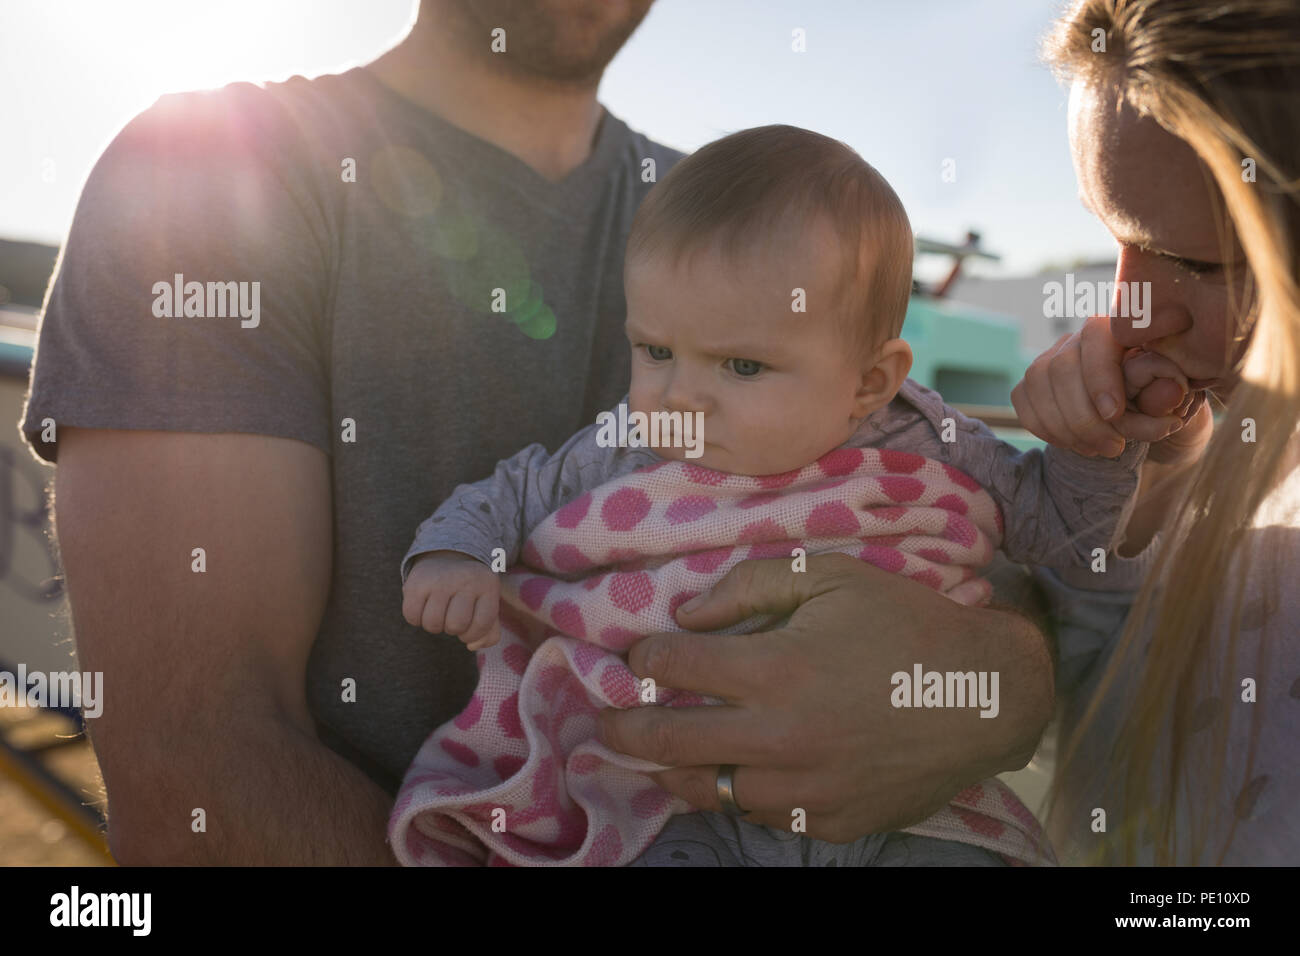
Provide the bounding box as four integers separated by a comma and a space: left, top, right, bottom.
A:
624, 225, 888, 476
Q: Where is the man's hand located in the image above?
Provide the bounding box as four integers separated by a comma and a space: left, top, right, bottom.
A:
597, 553, 1052, 843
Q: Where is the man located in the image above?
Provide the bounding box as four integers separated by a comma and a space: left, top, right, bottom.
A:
20, 0, 1053, 864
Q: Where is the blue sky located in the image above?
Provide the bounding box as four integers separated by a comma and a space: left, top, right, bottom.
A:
1, 0, 1115, 277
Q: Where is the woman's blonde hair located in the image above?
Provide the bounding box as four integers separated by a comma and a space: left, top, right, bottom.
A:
1042, 0, 1300, 864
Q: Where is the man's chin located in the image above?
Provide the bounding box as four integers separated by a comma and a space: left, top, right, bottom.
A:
451, 0, 651, 84
500, 55, 606, 86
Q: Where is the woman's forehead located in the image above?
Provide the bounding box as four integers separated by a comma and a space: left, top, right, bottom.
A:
1067, 81, 1226, 261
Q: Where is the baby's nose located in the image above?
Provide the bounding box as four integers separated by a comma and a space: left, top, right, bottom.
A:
661, 373, 705, 413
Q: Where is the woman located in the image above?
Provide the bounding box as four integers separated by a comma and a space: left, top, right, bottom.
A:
1013, 0, 1300, 864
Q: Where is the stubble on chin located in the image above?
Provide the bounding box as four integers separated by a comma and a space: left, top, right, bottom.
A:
433, 0, 649, 85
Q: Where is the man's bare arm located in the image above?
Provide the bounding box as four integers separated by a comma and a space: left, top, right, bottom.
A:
54, 428, 396, 864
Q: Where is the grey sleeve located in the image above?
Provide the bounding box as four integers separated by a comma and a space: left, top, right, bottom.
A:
399, 398, 660, 583
920, 389, 1149, 569
975, 440, 1147, 568
20, 85, 333, 465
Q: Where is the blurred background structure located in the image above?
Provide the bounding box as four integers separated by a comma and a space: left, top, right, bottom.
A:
1, 239, 109, 865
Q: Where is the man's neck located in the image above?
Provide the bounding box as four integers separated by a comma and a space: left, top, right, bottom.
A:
365, 10, 605, 183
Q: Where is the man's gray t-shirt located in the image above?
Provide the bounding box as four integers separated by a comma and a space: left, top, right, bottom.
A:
19, 66, 683, 791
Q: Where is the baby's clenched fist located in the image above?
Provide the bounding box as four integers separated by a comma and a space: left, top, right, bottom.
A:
402, 550, 501, 651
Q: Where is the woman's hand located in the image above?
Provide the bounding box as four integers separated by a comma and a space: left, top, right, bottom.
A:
1011, 314, 1207, 461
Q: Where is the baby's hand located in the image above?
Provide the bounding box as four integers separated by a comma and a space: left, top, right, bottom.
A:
1121, 348, 1211, 466
1121, 348, 1189, 417
402, 550, 501, 651
1011, 317, 1188, 457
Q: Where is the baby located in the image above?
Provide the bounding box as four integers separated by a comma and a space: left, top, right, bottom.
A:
389, 125, 1183, 867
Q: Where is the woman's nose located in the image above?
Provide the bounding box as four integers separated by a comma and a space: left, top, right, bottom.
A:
1108, 245, 1190, 349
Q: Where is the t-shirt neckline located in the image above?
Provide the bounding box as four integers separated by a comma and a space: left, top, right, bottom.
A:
345, 65, 624, 198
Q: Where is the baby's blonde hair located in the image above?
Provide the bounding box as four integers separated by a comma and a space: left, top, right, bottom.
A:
626, 124, 914, 361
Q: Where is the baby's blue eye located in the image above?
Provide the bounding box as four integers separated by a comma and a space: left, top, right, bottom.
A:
729, 358, 763, 377
646, 345, 672, 361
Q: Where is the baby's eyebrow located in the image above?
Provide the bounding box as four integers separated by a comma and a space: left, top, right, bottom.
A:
623, 318, 788, 359
701, 339, 785, 360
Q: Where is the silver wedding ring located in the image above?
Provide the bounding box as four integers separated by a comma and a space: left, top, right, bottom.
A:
716, 764, 749, 817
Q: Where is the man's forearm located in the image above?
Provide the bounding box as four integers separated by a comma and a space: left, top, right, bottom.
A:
874, 597, 1055, 832
107, 711, 397, 866
993, 605, 1054, 767
987, 593, 1057, 679
951, 602, 1055, 775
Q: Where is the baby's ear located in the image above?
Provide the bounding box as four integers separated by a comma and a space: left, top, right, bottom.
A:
853, 338, 913, 417
877, 338, 913, 390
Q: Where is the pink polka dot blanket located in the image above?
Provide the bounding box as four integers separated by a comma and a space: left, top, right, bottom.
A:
388, 447, 1056, 867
